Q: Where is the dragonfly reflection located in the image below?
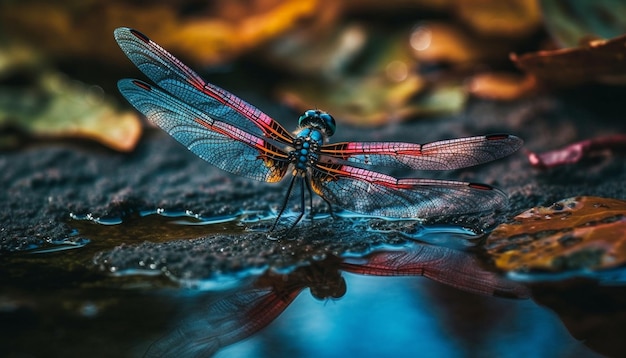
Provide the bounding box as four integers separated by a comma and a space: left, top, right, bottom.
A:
114, 27, 523, 229
144, 246, 529, 357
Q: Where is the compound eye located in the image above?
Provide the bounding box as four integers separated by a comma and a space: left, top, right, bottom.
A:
298, 112, 310, 126
321, 113, 336, 136
299, 109, 318, 126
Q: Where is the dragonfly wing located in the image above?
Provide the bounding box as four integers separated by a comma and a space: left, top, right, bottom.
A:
119, 79, 289, 182
340, 248, 530, 298
114, 27, 294, 144
321, 134, 523, 170
145, 287, 302, 358
310, 162, 507, 218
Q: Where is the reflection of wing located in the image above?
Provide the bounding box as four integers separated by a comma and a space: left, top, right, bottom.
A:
145, 287, 302, 357
310, 162, 507, 218
321, 135, 523, 170
340, 247, 530, 298
114, 27, 295, 144
118, 79, 289, 182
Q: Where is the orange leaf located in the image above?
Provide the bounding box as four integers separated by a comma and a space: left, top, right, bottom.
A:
486, 196, 626, 272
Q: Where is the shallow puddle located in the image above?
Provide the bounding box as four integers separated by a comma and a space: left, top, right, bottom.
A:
0, 212, 621, 357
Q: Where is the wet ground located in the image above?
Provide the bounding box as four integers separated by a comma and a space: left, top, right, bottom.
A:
1, 81, 626, 357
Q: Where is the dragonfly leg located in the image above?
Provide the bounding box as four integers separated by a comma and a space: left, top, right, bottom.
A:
304, 177, 314, 220
284, 178, 306, 233
289, 182, 306, 231
319, 193, 335, 219
271, 175, 297, 232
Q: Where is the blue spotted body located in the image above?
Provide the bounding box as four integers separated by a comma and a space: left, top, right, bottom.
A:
290, 110, 336, 174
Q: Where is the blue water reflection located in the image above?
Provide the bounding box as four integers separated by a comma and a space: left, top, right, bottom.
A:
217, 274, 597, 358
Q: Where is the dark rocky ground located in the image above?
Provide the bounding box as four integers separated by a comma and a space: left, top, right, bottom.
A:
2, 84, 625, 244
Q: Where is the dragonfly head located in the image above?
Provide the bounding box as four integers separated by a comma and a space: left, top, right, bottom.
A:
298, 109, 336, 137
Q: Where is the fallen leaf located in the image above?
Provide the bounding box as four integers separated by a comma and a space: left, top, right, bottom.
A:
0, 71, 142, 151
511, 34, 626, 86
486, 196, 626, 273
528, 134, 626, 168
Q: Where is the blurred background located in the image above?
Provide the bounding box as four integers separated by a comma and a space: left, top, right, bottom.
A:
2, 0, 626, 152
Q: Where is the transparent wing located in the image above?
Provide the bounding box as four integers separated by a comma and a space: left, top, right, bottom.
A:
310, 162, 507, 218
119, 79, 289, 182
114, 27, 295, 144
321, 134, 523, 170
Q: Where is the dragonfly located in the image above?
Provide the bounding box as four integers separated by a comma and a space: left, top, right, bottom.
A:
114, 27, 523, 230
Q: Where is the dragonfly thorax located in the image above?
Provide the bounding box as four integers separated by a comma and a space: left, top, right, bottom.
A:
290, 128, 324, 173
298, 109, 336, 137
